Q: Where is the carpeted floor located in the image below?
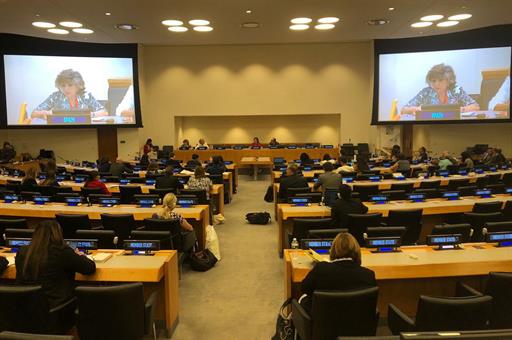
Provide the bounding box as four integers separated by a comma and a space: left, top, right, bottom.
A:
169, 175, 283, 340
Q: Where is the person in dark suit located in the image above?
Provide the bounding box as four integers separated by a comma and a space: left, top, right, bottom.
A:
330, 184, 368, 227
109, 158, 133, 178
21, 167, 38, 191
205, 155, 227, 175
278, 163, 308, 201
155, 166, 183, 191
300, 152, 314, 166
15, 221, 96, 331
167, 152, 182, 171
300, 232, 376, 313
186, 154, 202, 169
0, 256, 8, 274
97, 156, 111, 173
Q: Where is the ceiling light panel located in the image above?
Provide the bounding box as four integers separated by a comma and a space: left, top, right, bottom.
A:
162, 19, 183, 26
193, 26, 213, 32
315, 23, 335, 30
32, 21, 56, 28
168, 26, 188, 32
318, 17, 339, 24
437, 21, 459, 27
47, 28, 69, 34
420, 15, 444, 21
411, 21, 433, 28
189, 19, 210, 26
289, 24, 309, 30
448, 14, 472, 20
59, 21, 83, 28
291, 17, 312, 24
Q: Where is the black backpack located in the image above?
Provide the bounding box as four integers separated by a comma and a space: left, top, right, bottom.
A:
189, 249, 218, 271
264, 185, 274, 202
246, 212, 271, 225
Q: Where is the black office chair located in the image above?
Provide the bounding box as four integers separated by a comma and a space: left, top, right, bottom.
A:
502, 201, 512, 221
295, 192, 322, 203
287, 187, 312, 198
149, 188, 177, 198
431, 224, 473, 243
130, 230, 171, 250
292, 218, 333, 244
0, 219, 27, 246
179, 189, 208, 204
458, 185, 477, 197
472, 201, 504, 213
390, 182, 414, 193
464, 212, 503, 242
352, 185, 379, 202
446, 164, 460, 175
36, 185, 56, 198
208, 174, 224, 184
388, 295, 492, 335
413, 188, 440, 199
307, 228, 348, 239
75, 283, 158, 340
456, 272, 512, 329
475, 176, 489, 189
487, 183, 506, 194
102, 176, 120, 183
364, 226, 406, 241
0, 332, 75, 340
346, 213, 383, 246
502, 172, 512, 186
380, 190, 406, 201
5, 183, 21, 194
142, 218, 193, 251
4, 229, 34, 239
448, 178, 470, 191
19, 191, 40, 201
119, 186, 143, 204
80, 187, 103, 198
87, 194, 112, 204
483, 221, 512, 235
75, 229, 117, 249
419, 180, 441, 189
487, 173, 502, 185
54, 192, 80, 203
0, 285, 76, 335
55, 214, 91, 239
385, 209, 423, 245
292, 287, 379, 340
340, 172, 357, 178
337, 337, 398, 340
100, 214, 136, 243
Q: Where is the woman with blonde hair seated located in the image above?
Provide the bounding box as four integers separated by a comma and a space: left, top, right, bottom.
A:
300, 232, 376, 312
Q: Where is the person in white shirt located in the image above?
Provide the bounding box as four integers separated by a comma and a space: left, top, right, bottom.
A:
488, 76, 510, 111
115, 85, 135, 121
195, 138, 209, 149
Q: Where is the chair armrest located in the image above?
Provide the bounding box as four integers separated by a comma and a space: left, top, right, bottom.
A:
135, 226, 145, 230
91, 226, 104, 230
388, 303, 414, 335
49, 297, 77, 314
144, 291, 159, 335
455, 282, 483, 297
291, 298, 311, 340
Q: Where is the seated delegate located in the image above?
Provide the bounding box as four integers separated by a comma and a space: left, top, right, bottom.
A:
84, 170, 110, 195
187, 166, 212, 200
269, 138, 279, 147
206, 155, 227, 175
195, 138, 209, 149
21, 167, 38, 191
155, 165, 183, 191
300, 232, 377, 312
109, 158, 133, 177
186, 154, 202, 169
313, 162, 341, 192
390, 153, 411, 175
250, 137, 262, 148
278, 163, 308, 201
330, 184, 368, 228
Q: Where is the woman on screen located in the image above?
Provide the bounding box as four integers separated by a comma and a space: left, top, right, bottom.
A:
400, 64, 479, 118
31, 69, 108, 121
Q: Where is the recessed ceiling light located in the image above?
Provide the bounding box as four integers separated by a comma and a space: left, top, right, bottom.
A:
437, 20, 459, 27
241, 22, 260, 29
289, 24, 309, 30
116, 24, 137, 30
32, 21, 56, 28
105, 12, 111, 16
411, 21, 433, 28
291, 17, 312, 24
193, 26, 213, 32
189, 19, 210, 26
72, 28, 94, 34
162, 19, 183, 26
245, 10, 252, 14
315, 23, 335, 30
47, 28, 69, 35
59, 21, 83, 28
168, 26, 188, 32
448, 14, 472, 20
388, 7, 395, 11
318, 17, 339, 24
367, 19, 390, 26
420, 15, 444, 21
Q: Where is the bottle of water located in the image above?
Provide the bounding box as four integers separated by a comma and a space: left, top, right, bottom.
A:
291, 238, 299, 249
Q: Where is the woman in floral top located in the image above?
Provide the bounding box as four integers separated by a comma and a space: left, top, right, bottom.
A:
187, 166, 212, 200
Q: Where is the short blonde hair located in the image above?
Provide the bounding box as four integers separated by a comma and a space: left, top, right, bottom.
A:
426, 63, 456, 89
157, 193, 177, 219
330, 232, 361, 265
55, 69, 85, 95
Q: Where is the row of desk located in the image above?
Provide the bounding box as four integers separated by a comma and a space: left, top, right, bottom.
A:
0, 249, 180, 337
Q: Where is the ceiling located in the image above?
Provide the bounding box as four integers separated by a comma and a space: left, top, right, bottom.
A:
0, 0, 511, 46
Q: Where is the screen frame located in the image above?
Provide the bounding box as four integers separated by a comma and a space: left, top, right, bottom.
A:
0, 33, 143, 129
372, 24, 512, 125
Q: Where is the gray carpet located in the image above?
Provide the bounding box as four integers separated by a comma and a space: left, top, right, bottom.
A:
169, 176, 283, 340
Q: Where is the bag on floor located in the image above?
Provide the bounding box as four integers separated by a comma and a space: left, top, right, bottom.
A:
205, 224, 221, 261
264, 185, 274, 202
189, 249, 218, 272
245, 212, 271, 225
271, 298, 294, 340
213, 213, 225, 225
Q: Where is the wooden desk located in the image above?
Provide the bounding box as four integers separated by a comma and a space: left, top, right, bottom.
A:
0, 202, 210, 249
1, 160, 40, 174
240, 157, 273, 180
1, 249, 180, 337
284, 245, 512, 316
276, 195, 512, 255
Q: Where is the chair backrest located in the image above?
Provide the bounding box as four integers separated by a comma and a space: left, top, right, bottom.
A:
380, 190, 406, 201
143, 218, 183, 250
458, 185, 477, 197
0, 331, 75, 340
311, 287, 379, 338
419, 180, 441, 189
432, 224, 473, 243
296, 192, 322, 203
346, 213, 382, 246
36, 186, 55, 198
130, 230, 172, 250
4, 229, 34, 239
387, 209, 423, 245
473, 201, 504, 213
20, 191, 40, 201
149, 188, 177, 198
0, 218, 26, 245
292, 218, 333, 243
55, 214, 91, 239
307, 228, 348, 239
87, 194, 112, 204
502, 201, 512, 221
464, 212, 503, 242
390, 182, 414, 193
413, 188, 440, 199
475, 176, 489, 189
0, 285, 51, 334
484, 221, 512, 235
179, 189, 208, 204
502, 172, 512, 186
448, 179, 470, 191
5, 183, 21, 194
208, 174, 224, 184
55, 186, 74, 194
485, 272, 512, 329
287, 187, 312, 198
75, 283, 145, 340
352, 185, 379, 202
119, 186, 143, 204
486, 184, 506, 194
100, 214, 135, 243
80, 187, 103, 197
415, 295, 492, 332
487, 174, 502, 185
365, 226, 406, 240
54, 192, 80, 203
102, 176, 119, 183
75, 229, 117, 249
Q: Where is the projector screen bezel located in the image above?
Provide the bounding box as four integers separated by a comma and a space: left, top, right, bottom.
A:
0, 33, 143, 129
372, 25, 512, 125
